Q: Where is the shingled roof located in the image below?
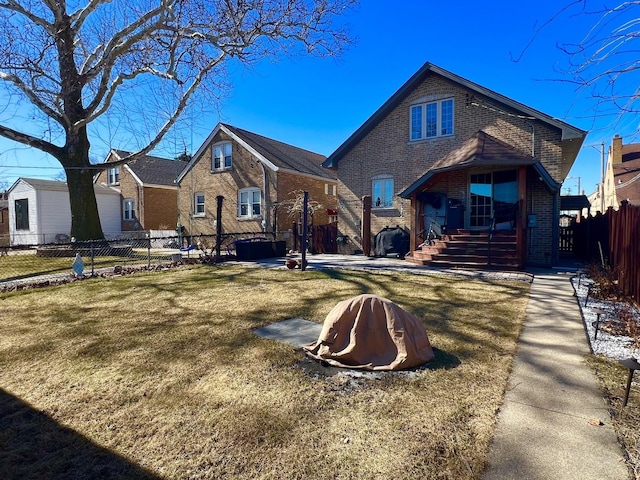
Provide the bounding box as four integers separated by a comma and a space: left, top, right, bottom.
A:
400, 131, 561, 198
222, 124, 332, 179
323, 62, 586, 178
177, 123, 334, 182
111, 150, 183, 187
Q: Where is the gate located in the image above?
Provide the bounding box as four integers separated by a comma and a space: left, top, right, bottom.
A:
312, 223, 338, 253
559, 215, 574, 253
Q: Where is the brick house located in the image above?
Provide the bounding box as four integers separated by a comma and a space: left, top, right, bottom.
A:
94, 150, 183, 231
323, 63, 587, 268
176, 123, 337, 243
601, 134, 640, 210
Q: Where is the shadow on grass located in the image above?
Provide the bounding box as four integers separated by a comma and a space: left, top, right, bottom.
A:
0, 389, 159, 480
425, 347, 462, 370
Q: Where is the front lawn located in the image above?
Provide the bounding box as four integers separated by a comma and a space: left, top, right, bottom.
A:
0, 265, 529, 479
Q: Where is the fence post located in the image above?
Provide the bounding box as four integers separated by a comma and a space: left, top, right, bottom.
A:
90, 240, 95, 276
215, 195, 223, 262
146, 233, 151, 268
301, 191, 309, 271
362, 195, 372, 256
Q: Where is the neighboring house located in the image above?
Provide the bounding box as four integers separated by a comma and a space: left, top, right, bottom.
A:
94, 150, 183, 231
323, 62, 587, 268
176, 123, 337, 239
601, 134, 640, 211
7, 178, 121, 245
0, 191, 8, 244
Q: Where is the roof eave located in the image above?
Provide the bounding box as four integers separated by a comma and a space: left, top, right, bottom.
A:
325, 62, 587, 168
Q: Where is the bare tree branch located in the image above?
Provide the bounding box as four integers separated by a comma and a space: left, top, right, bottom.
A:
0, 0, 357, 239
0, 122, 62, 158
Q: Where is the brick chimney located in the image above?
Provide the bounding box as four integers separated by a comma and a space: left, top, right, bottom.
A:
612, 134, 623, 165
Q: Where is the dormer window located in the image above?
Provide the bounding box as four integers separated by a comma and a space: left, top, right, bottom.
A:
108, 166, 120, 184
212, 142, 232, 171
410, 98, 454, 140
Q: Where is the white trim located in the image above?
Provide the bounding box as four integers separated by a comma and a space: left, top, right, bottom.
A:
107, 166, 121, 185
211, 141, 233, 171
123, 164, 142, 186
237, 187, 262, 219
409, 97, 454, 141
123, 198, 135, 221
372, 175, 394, 209
194, 192, 205, 217
177, 123, 279, 183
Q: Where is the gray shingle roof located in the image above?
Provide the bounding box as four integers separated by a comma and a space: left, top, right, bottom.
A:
113, 150, 183, 186
222, 124, 334, 180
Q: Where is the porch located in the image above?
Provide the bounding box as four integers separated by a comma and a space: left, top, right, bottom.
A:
406, 228, 519, 270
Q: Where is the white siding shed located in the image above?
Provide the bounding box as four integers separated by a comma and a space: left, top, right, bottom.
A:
7, 178, 122, 245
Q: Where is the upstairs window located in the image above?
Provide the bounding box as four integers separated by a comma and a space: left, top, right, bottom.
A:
194, 192, 205, 216
108, 167, 120, 184
123, 198, 135, 221
238, 188, 261, 219
410, 98, 454, 140
325, 183, 336, 196
372, 175, 394, 208
212, 142, 232, 171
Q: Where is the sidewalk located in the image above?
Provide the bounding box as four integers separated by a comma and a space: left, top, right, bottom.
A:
482, 271, 628, 480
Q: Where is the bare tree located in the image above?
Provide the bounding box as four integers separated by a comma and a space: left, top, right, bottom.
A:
0, 0, 356, 240
518, 1, 640, 130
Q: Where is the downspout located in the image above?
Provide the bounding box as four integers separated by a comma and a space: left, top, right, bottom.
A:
525, 121, 535, 157
259, 161, 269, 234
552, 190, 559, 266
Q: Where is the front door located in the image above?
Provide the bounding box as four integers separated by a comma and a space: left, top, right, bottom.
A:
469, 170, 518, 229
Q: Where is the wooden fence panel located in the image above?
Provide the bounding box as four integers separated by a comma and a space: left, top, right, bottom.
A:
608, 201, 640, 304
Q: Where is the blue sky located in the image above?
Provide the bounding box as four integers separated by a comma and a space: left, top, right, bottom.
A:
2, 1, 638, 196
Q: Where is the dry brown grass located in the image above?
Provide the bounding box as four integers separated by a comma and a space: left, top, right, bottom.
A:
586, 356, 640, 480
0, 265, 529, 480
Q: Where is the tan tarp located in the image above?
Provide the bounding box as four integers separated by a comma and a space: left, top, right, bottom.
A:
303, 294, 435, 371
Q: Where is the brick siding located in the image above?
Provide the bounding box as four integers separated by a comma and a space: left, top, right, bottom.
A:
335, 74, 565, 265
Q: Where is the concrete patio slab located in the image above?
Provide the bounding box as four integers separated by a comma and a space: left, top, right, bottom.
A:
253, 317, 322, 348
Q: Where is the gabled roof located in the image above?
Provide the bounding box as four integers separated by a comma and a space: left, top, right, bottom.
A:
400, 131, 561, 197
110, 150, 182, 187
177, 123, 334, 183
615, 143, 640, 204
8, 177, 120, 195
428, 131, 534, 172
323, 62, 586, 170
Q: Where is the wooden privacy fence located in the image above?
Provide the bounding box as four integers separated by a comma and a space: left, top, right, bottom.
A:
608, 201, 640, 304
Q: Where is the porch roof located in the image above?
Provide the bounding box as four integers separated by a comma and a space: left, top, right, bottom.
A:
560, 195, 591, 211
399, 131, 561, 198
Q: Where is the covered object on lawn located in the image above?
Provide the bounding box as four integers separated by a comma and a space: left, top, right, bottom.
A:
304, 294, 435, 371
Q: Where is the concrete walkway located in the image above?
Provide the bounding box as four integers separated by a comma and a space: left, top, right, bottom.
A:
244, 255, 628, 478
483, 271, 628, 480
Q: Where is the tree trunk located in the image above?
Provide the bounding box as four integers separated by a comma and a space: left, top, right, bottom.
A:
65, 167, 105, 241
62, 127, 105, 241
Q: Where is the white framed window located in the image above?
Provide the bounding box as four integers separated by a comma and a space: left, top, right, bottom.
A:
212, 142, 232, 171
108, 167, 120, 184
372, 175, 394, 209
238, 188, 261, 219
123, 198, 135, 221
325, 183, 336, 196
194, 192, 205, 216
410, 98, 454, 140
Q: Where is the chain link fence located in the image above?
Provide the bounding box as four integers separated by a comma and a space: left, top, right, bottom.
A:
0, 231, 277, 290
